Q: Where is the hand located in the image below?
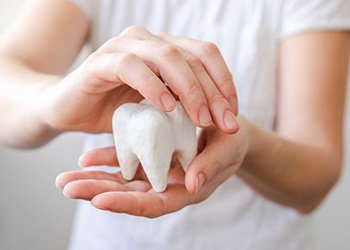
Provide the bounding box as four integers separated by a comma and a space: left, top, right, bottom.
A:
56, 116, 250, 218
41, 26, 239, 134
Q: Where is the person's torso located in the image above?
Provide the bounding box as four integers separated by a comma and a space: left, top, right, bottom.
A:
69, 1, 311, 250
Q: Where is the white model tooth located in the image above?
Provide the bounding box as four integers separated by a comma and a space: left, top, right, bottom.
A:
137, 148, 173, 192
168, 103, 197, 172
176, 149, 197, 172
112, 100, 197, 192
117, 149, 139, 180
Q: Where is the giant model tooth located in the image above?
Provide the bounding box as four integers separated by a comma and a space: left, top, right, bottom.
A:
112, 100, 197, 192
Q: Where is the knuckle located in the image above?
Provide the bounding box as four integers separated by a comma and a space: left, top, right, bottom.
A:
199, 42, 220, 57
159, 44, 180, 58
186, 56, 202, 69
140, 39, 158, 49
116, 53, 138, 68
217, 77, 234, 90
155, 31, 167, 38
101, 36, 121, 50
121, 25, 146, 36
208, 93, 225, 105
183, 81, 201, 97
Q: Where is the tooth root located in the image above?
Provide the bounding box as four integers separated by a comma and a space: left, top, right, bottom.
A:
172, 112, 198, 172
138, 152, 173, 192
117, 149, 139, 180
176, 132, 197, 172
113, 100, 198, 192
177, 148, 197, 172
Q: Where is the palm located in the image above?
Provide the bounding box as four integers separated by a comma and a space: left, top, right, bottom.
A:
56, 126, 246, 218
57, 154, 196, 218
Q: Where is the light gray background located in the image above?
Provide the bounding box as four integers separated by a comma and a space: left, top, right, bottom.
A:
0, 1, 349, 249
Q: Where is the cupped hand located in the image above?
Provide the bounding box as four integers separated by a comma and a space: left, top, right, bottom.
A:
42, 26, 239, 134
56, 116, 249, 218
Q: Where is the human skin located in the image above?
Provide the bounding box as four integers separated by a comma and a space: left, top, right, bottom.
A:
0, 0, 349, 216
0, 0, 238, 148
57, 31, 350, 215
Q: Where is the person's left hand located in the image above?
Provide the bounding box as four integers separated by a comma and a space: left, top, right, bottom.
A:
56, 116, 250, 218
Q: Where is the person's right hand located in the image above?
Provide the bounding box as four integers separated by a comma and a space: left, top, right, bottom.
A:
42, 26, 239, 134
55, 114, 250, 218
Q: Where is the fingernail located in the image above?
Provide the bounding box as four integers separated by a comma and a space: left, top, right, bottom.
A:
55, 175, 64, 189
161, 93, 176, 111
77, 155, 84, 167
195, 172, 206, 193
224, 110, 239, 130
199, 105, 212, 126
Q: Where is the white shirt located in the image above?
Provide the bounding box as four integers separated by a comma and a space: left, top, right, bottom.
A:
69, 1, 350, 249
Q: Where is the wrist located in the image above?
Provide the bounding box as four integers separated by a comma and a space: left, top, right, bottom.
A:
32, 76, 63, 141
235, 114, 257, 174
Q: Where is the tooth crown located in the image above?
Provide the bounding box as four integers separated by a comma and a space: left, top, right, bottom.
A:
112, 100, 197, 192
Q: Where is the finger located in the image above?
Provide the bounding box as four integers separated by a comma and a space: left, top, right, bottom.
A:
185, 53, 239, 133
78, 147, 157, 183
83, 52, 176, 112
55, 170, 127, 189
157, 33, 239, 115
156, 36, 238, 132
185, 132, 234, 194
91, 184, 196, 218
124, 180, 152, 192
63, 179, 132, 200
102, 37, 213, 128
78, 147, 119, 167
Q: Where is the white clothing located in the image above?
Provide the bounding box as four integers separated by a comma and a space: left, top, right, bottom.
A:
69, 1, 350, 250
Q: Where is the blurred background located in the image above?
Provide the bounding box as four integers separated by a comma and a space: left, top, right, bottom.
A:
0, 1, 349, 250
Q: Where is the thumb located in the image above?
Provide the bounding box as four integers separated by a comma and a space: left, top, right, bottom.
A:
184, 137, 230, 194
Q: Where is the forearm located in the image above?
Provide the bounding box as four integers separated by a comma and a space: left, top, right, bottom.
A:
237, 117, 342, 214
0, 55, 61, 148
